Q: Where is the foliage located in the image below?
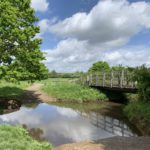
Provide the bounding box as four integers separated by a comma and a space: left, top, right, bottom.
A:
124, 101, 150, 135
88, 61, 110, 72
41, 79, 108, 103
124, 101, 150, 121
112, 64, 126, 71
0, 125, 52, 150
0, 0, 48, 81
133, 65, 150, 101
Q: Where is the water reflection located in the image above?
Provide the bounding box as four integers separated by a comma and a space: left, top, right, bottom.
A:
79, 112, 137, 137
0, 103, 138, 146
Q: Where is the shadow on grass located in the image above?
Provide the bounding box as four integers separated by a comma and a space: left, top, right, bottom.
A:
0, 85, 48, 105
0, 86, 24, 100
0, 86, 45, 114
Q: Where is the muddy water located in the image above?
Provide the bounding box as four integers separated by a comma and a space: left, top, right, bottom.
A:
0, 102, 141, 146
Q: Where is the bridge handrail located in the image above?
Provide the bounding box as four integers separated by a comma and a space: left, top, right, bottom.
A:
80, 70, 137, 89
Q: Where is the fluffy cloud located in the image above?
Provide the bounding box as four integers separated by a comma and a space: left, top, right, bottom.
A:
31, 0, 49, 12
43, 39, 150, 72
50, 0, 150, 44
42, 0, 150, 72
103, 46, 150, 67
37, 18, 58, 38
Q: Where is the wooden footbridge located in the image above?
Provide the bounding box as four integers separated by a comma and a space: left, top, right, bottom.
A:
81, 70, 138, 93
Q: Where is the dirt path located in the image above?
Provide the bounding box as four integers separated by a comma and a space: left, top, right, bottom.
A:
55, 136, 150, 150
23, 83, 57, 103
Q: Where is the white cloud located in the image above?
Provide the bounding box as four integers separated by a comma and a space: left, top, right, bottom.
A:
49, 0, 150, 44
43, 40, 150, 72
41, 0, 150, 72
37, 18, 58, 38
43, 39, 101, 72
31, 0, 49, 12
103, 46, 150, 67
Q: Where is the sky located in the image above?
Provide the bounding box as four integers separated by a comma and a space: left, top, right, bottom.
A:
31, 0, 150, 72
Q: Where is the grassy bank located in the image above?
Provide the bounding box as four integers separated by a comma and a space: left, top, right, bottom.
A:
124, 101, 150, 135
41, 79, 108, 103
0, 125, 52, 150
0, 80, 30, 99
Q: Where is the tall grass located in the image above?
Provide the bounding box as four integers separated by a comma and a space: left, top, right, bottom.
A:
41, 79, 108, 103
0, 125, 52, 150
124, 101, 150, 135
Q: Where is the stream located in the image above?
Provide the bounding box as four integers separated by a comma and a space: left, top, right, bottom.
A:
0, 102, 141, 147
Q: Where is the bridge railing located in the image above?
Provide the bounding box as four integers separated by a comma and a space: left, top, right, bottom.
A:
81, 70, 137, 89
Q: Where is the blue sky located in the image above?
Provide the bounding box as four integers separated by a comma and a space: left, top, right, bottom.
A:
31, 0, 150, 72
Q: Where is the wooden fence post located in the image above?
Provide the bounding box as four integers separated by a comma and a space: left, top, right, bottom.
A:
103, 71, 105, 87
96, 74, 99, 86
110, 70, 113, 88
90, 74, 93, 85
87, 75, 89, 85
120, 70, 124, 88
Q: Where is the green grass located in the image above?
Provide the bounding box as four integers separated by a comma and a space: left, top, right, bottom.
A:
124, 101, 150, 135
41, 78, 108, 103
0, 80, 30, 99
0, 125, 52, 150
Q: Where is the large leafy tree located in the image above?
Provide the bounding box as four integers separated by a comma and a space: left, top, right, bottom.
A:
88, 61, 110, 72
0, 0, 48, 81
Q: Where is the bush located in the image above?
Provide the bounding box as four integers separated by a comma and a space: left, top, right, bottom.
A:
124, 101, 150, 135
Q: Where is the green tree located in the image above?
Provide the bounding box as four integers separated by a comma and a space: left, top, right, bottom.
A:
112, 64, 126, 71
49, 70, 58, 78
88, 61, 110, 72
133, 65, 150, 101
0, 0, 48, 81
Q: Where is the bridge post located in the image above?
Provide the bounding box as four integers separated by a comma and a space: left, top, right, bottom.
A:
86, 75, 90, 85
90, 74, 93, 85
120, 70, 124, 88
110, 70, 114, 88
103, 71, 106, 87
96, 73, 99, 86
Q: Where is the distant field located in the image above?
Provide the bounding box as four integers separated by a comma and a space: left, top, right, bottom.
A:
40, 78, 108, 103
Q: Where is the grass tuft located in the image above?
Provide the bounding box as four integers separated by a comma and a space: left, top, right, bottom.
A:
0, 125, 52, 150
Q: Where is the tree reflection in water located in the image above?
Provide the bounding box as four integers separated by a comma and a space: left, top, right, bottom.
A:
22, 124, 46, 142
